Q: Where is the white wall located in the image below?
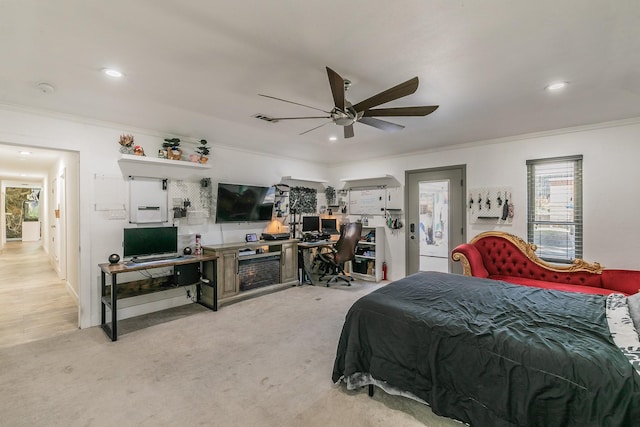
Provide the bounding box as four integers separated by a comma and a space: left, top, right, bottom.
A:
2, 104, 639, 328
328, 119, 640, 280
0, 106, 330, 328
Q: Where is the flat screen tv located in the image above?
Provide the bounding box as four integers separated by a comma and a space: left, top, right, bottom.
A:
215, 183, 275, 223
123, 226, 178, 258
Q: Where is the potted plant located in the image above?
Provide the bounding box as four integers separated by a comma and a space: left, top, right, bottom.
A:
163, 138, 181, 160
118, 134, 134, 154
196, 139, 210, 164
324, 185, 336, 206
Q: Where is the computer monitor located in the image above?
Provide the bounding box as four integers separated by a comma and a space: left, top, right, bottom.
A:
321, 218, 338, 234
301, 216, 320, 233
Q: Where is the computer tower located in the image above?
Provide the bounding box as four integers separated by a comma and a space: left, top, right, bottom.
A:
174, 263, 200, 286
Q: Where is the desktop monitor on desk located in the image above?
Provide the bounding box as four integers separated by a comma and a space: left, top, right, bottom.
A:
321, 218, 339, 235
302, 216, 320, 233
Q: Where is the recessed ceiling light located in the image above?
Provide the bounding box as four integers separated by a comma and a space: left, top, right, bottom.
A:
545, 81, 568, 92
102, 68, 124, 78
36, 82, 55, 94
329, 136, 338, 141
19, 150, 32, 155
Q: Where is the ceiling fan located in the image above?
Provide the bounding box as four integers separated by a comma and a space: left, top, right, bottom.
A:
259, 67, 438, 139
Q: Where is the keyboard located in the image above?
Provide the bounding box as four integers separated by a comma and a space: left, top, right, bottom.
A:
130, 255, 182, 263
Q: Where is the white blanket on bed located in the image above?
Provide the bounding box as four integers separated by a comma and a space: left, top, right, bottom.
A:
606, 293, 640, 375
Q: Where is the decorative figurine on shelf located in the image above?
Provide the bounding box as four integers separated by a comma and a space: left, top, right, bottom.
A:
118, 134, 134, 154
196, 139, 210, 164
133, 145, 145, 156
163, 138, 182, 160
195, 234, 202, 255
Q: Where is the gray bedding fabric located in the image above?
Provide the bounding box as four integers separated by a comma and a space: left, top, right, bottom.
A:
627, 292, 640, 332
332, 271, 640, 427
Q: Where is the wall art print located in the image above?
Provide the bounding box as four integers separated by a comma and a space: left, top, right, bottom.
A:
289, 186, 317, 214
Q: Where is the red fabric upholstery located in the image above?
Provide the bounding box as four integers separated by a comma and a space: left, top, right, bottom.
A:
489, 275, 616, 296
452, 232, 640, 296
474, 236, 603, 289
601, 270, 640, 295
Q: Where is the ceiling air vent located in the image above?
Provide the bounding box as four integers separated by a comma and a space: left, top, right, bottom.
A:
253, 114, 279, 123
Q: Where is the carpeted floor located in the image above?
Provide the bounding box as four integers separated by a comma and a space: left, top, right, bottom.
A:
0, 281, 463, 427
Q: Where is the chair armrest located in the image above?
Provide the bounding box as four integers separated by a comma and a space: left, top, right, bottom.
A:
451, 243, 489, 278
317, 250, 336, 263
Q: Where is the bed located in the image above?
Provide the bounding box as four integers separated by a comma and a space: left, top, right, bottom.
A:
332, 271, 640, 427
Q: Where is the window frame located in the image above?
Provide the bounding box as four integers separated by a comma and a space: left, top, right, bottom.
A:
526, 155, 583, 264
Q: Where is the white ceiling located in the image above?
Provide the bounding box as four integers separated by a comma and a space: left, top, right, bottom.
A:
0, 145, 59, 183
0, 0, 639, 166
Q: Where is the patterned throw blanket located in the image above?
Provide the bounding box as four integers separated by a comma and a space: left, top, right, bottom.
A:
606, 293, 640, 375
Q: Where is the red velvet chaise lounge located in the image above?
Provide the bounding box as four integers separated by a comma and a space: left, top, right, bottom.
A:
451, 231, 640, 295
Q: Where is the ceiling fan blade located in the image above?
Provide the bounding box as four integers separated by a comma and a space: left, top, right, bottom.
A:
358, 117, 405, 132
344, 124, 354, 139
326, 67, 345, 111
299, 121, 332, 135
362, 105, 439, 117
269, 116, 331, 120
259, 94, 331, 114
352, 77, 419, 113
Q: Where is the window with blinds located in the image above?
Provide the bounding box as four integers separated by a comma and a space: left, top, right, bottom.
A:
526, 155, 583, 264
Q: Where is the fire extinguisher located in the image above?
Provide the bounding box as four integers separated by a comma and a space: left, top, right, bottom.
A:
382, 262, 388, 281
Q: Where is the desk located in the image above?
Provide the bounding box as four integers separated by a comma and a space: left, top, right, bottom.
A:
99, 254, 217, 341
298, 240, 333, 286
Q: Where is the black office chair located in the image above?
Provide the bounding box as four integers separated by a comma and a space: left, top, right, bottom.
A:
316, 222, 363, 286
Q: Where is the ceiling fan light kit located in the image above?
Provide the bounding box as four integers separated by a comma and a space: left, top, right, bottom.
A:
259, 67, 439, 139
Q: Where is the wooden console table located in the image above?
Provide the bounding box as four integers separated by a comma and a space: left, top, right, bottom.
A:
99, 254, 218, 341
203, 239, 298, 305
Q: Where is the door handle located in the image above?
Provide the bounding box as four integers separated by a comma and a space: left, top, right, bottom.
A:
410, 223, 415, 239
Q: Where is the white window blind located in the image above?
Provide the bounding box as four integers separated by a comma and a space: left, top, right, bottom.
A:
526, 155, 583, 263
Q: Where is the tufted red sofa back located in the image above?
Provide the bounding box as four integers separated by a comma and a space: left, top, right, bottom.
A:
474, 235, 603, 289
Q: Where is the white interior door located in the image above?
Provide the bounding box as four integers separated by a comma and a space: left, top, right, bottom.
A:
406, 166, 466, 275
58, 169, 66, 280
1, 190, 5, 248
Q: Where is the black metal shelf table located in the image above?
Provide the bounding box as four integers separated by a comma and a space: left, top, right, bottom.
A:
298, 240, 333, 285
99, 254, 218, 341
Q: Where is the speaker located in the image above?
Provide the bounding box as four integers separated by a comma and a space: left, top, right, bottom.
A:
108, 253, 120, 264
183, 246, 192, 255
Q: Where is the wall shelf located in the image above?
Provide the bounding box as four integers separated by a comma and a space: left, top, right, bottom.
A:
118, 154, 210, 180
280, 176, 327, 190
340, 174, 400, 189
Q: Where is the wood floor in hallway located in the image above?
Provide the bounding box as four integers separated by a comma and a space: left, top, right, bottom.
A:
0, 241, 77, 348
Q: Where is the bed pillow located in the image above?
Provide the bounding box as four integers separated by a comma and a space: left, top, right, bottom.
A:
626, 292, 640, 333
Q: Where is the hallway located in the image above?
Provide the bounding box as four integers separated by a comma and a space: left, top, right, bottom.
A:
0, 241, 77, 348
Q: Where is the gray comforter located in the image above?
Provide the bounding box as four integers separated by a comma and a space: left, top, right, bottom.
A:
332, 271, 640, 426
